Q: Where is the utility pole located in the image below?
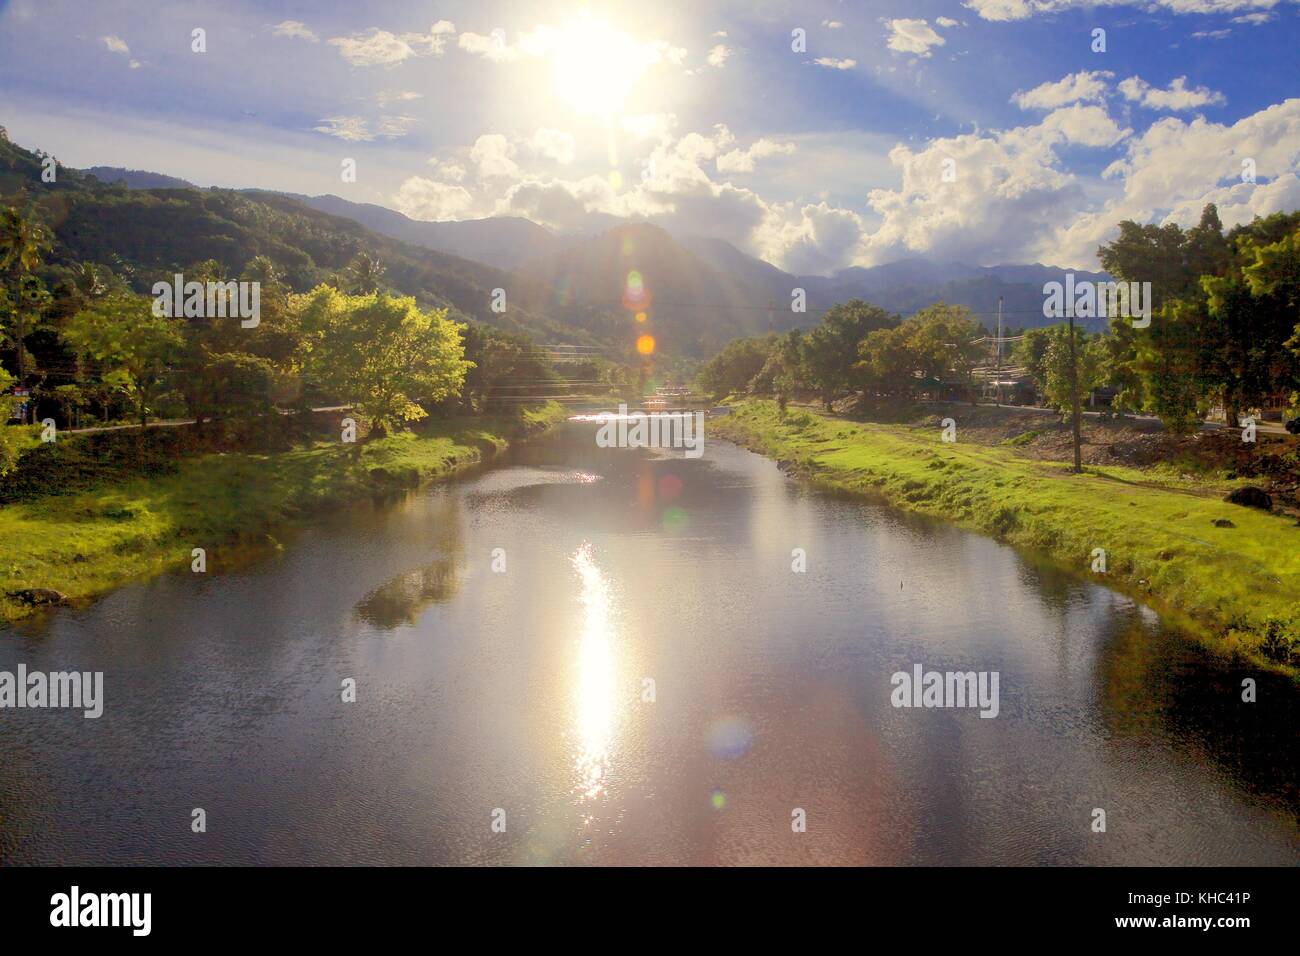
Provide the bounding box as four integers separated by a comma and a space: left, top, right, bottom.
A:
995, 295, 1003, 407
1067, 304, 1082, 474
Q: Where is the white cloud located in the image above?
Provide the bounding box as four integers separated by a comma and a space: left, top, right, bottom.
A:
1037, 104, 1129, 147
1047, 98, 1300, 266
312, 115, 417, 141
706, 44, 732, 68
965, 0, 1280, 21
886, 19, 946, 57
1119, 76, 1226, 111
392, 176, 475, 221
859, 102, 1133, 266
1232, 11, 1275, 23
530, 128, 576, 164
936, 17, 960, 27
717, 138, 796, 173
1192, 29, 1233, 39
329, 23, 454, 66
470, 133, 520, 179
272, 21, 318, 43
426, 159, 467, 182
376, 90, 422, 108
823, 20, 844, 28
101, 35, 129, 56
814, 57, 858, 70
1012, 71, 1112, 110
755, 201, 869, 275
458, 30, 517, 62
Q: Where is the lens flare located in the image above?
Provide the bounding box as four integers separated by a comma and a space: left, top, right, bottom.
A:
636, 334, 655, 355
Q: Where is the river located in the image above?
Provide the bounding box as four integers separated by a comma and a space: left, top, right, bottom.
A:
1, 421, 1296, 864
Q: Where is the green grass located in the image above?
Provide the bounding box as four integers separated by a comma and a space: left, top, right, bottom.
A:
714, 400, 1300, 678
0, 402, 567, 623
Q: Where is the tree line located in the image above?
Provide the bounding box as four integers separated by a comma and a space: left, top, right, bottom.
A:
696, 205, 1300, 431
0, 204, 594, 470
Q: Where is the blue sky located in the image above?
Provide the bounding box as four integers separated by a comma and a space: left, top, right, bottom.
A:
1, 0, 1298, 272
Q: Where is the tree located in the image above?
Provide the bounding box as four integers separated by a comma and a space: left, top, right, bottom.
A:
803, 299, 897, 408
344, 252, 385, 295
62, 293, 183, 427
0, 206, 53, 421
296, 287, 470, 436
696, 335, 772, 400
459, 325, 557, 413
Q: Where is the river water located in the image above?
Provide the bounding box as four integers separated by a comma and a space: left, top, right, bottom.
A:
1, 422, 1296, 864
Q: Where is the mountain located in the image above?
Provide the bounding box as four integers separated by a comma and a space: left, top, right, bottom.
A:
0, 137, 601, 348
19, 146, 1115, 352
512, 222, 779, 355
681, 236, 1110, 333
81, 166, 197, 190
291, 194, 557, 271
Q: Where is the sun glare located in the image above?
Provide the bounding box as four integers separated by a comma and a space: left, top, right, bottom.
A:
549, 17, 648, 117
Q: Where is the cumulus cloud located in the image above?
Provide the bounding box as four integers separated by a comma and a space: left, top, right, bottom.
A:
329, 22, 455, 66
814, 57, 857, 70
458, 30, 516, 62
392, 177, 475, 221
1118, 75, 1226, 111
886, 19, 946, 57
101, 35, 129, 55
1012, 71, 1112, 110
936, 17, 960, 27
706, 44, 732, 68
716, 138, 796, 173
272, 20, 318, 42
823, 20, 844, 28
1047, 98, 1300, 266
530, 128, 576, 164
858, 101, 1134, 266
470, 133, 520, 179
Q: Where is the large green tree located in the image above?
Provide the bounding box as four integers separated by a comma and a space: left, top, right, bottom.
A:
296, 287, 471, 435
62, 293, 183, 427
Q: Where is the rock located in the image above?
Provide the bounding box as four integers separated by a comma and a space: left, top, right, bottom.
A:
1224, 486, 1272, 510
1212, 518, 1235, 528
10, 587, 68, 606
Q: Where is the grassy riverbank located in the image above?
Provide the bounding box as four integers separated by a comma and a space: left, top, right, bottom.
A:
713, 400, 1300, 678
0, 402, 566, 623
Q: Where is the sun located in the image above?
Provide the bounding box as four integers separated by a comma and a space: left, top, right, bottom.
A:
548, 17, 649, 117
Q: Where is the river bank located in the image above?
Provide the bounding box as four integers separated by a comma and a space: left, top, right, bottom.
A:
0, 402, 567, 623
712, 400, 1300, 680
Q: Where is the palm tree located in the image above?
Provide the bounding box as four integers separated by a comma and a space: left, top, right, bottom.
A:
345, 252, 385, 295
0, 206, 52, 422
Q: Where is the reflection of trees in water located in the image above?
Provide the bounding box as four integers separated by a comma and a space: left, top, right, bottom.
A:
354, 558, 459, 629
1097, 609, 1300, 813
354, 492, 465, 630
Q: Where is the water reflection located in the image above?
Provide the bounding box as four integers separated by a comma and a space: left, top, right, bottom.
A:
572, 543, 618, 804
354, 558, 459, 629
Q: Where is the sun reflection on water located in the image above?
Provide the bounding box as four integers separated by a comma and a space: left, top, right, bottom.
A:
572, 543, 618, 803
